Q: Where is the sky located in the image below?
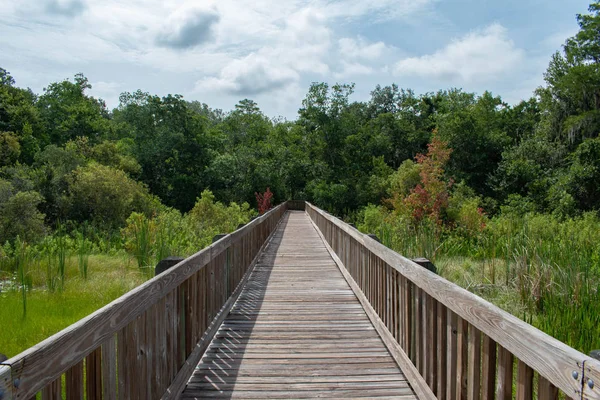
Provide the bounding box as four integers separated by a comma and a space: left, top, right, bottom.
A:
0, 0, 592, 119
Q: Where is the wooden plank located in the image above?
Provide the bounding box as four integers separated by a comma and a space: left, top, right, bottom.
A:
428, 296, 437, 392
181, 388, 416, 398
182, 212, 420, 399
416, 286, 422, 372
456, 316, 468, 400
496, 345, 514, 400
85, 347, 102, 400
308, 215, 429, 400
517, 360, 533, 400
437, 300, 447, 397
538, 375, 558, 400
162, 211, 289, 400
101, 335, 116, 400
65, 361, 83, 400
481, 334, 497, 400
468, 324, 481, 400
584, 358, 600, 400
446, 309, 458, 400
305, 203, 588, 398
41, 377, 61, 400
116, 327, 126, 400
6, 203, 287, 399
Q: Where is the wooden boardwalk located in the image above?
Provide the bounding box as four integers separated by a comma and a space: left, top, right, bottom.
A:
181, 211, 418, 399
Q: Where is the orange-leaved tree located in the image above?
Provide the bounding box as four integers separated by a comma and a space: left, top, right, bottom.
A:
255, 188, 273, 215
404, 130, 453, 226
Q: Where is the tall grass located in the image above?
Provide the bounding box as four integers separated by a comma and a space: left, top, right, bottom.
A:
1, 253, 147, 358
124, 213, 153, 270
15, 238, 31, 319
56, 233, 67, 290
76, 226, 90, 279
359, 207, 600, 353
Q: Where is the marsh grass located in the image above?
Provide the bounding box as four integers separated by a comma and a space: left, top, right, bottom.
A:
14, 238, 31, 319
0, 253, 146, 358
362, 209, 600, 353
76, 228, 90, 279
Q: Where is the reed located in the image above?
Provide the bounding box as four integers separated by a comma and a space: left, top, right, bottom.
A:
76, 226, 90, 279
14, 238, 31, 319
361, 207, 600, 353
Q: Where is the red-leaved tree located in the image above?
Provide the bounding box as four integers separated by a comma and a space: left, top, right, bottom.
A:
404, 130, 453, 226
255, 188, 273, 215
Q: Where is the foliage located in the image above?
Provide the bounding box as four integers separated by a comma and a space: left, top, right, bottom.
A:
0, 190, 46, 243
255, 188, 273, 215
66, 162, 158, 228
121, 190, 255, 269
3, 2, 600, 354
403, 131, 453, 226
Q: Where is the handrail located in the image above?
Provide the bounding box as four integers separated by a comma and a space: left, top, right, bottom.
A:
0, 203, 288, 399
306, 201, 600, 400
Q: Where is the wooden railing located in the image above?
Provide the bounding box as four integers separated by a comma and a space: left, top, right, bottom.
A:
306, 202, 600, 400
0, 203, 288, 400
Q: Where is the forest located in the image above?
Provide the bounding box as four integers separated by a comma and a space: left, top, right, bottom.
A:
2, 3, 600, 357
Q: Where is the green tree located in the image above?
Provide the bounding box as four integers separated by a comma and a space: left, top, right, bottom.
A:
66, 163, 159, 228
0, 190, 46, 243
537, 2, 600, 147
0, 132, 20, 166
113, 92, 216, 211
37, 73, 110, 146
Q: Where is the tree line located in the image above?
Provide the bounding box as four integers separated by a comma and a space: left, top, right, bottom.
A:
2, 2, 600, 245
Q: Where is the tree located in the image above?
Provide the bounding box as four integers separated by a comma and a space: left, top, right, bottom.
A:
0, 190, 46, 243
537, 2, 600, 147
436, 90, 510, 197
0, 132, 20, 166
113, 93, 215, 211
37, 73, 110, 146
403, 131, 453, 226
564, 137, 600, 211
66, 163, 158, 228
0, 68, 42, 163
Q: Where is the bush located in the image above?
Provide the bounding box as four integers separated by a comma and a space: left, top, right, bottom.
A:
122, 190, 256, 269
0, 190, 46, 243
67, 162, 159, 228
188, 190, 255, 245
0, 132, 20, 166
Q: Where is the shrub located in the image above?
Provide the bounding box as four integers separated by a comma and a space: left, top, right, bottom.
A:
0, 190, 46, 243
67, 162, 159, 228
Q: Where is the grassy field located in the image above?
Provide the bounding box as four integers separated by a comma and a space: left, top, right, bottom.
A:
1, 253, 149, 358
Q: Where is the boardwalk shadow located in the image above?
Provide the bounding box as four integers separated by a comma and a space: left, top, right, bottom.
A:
183, 212, 290, 398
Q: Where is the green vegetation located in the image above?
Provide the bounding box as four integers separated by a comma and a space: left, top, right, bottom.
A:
0, 254, 146, 358
1, 1, 600, 358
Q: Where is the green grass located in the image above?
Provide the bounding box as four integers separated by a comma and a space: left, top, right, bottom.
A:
0, 253, 149, 358
359, 208, 600, 354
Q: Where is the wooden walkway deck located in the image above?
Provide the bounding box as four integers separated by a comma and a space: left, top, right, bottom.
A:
180, 211, 418, 399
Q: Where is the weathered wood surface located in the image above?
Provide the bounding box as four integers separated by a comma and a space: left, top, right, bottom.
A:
181, 211, 417, 399
306, 202, 598, 400
3, 203, 286, 400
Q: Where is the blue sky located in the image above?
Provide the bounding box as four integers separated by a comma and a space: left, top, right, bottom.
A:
0, 0, 591, 119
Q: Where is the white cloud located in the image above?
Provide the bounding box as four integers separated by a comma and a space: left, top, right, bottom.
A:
0, 0, 434, 116
334, 61, 374, 79
339, 37, 387, 60
196, 7, 331, 96
196, 53, 299, 95
45, 0, 86, 17
320, 0, 435, 21
155, 4, 220, 49
394, 23, 525, 83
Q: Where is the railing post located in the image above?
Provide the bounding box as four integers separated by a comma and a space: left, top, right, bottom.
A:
155, 257, 184, 276
412, 257, 437, 274
0, 365, 11, 400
